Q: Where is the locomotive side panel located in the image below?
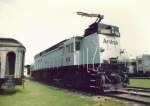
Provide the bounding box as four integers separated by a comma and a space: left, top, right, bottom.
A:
33, 38, 78, 71
62, 38, 75, 66
34, 45, 63, 70
46, 47, 63, 68
79, 33, 100, 66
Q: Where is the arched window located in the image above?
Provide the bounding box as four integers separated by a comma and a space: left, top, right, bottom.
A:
6, 52, 16, 75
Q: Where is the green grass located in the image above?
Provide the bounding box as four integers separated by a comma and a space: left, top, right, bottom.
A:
0, 80, 133, 106
129, 78, 150, 88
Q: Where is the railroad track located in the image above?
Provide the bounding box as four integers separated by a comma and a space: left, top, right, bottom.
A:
50, 82, 150, 105
127, 86, 150, 90
52, 85, 150, 105
33, 80, 150, 105
125, 88, 150, 93
104, 90, 150, 105
127, 86, 150, 93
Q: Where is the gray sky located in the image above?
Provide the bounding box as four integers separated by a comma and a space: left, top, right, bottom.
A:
0, 0, 150, 64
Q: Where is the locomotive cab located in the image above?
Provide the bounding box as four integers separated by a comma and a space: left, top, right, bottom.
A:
81, 22, 129, 91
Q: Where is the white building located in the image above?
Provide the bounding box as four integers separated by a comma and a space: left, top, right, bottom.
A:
0, 38, 25, 88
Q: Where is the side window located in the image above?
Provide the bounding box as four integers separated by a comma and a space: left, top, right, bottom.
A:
76, 42, 80, 50
66, 57, 70, 62
66, 45, 70, 53
138, 60, 142, 64
66, 43, 74, 53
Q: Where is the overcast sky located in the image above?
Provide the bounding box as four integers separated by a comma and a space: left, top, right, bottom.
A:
0, 0, 150, 64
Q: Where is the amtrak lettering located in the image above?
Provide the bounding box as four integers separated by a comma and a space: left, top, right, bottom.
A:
103, 39, 118, 45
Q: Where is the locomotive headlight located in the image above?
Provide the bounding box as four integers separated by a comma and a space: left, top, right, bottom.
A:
100, 48, 105, 52
111, 27, 115, 34
120, 49, 124, 54
103, 60, 109, 64
115, 31, 120, 36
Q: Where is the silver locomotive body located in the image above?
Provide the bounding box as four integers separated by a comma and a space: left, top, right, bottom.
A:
31, 22, 128, 92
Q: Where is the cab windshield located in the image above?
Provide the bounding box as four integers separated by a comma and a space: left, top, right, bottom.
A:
98, 24, 120, 37
84, 23, 120, 37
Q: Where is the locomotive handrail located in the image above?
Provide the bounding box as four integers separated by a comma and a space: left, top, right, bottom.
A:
96, 64, 102, 72
92, 47, 98, 70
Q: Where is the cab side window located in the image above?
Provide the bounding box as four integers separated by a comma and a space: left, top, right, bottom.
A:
75, 42, 80, 51
66, 43, 74, 53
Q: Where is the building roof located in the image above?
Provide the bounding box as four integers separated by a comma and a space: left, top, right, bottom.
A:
0, 38, 25, 49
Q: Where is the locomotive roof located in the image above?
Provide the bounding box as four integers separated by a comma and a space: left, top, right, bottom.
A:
34, 36, 83, 59
0, 38, 25, 48
84, 23, 119, 36
35, 39, 68, 58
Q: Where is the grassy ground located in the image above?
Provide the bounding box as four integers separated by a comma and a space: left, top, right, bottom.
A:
129, 78, 150, 88
0, 80, 134, 106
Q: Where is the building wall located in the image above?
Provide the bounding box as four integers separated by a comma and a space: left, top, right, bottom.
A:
0, 47, 25, 78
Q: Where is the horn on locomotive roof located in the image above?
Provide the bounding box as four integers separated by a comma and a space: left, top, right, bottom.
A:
77, 12, 104, 23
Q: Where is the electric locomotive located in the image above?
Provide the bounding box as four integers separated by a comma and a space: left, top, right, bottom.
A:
31, 12, 129, 92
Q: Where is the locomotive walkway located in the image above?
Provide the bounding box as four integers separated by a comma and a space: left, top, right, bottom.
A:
0, 79, 144, 106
